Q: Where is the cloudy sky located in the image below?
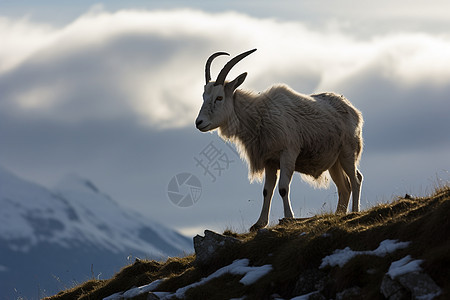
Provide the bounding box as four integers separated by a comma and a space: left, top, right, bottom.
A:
1, 1, 449, 236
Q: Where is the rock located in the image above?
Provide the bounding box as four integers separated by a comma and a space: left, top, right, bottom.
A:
397, 272, 441, 299
308, 292, 326, 300
336, 286, 362, 300
193, 230, 242, 265
381, 272, 441, 300
380, 275, 408, 300
287, 291, 325, 300
293, 269, 327, 296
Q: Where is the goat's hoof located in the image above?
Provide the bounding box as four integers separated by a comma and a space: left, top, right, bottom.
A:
249, 223, 266, 232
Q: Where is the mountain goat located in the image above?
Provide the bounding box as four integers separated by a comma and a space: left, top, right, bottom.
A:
195, 49, 364, 231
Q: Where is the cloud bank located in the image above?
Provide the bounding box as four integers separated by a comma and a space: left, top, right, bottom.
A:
1, 8, 449, 129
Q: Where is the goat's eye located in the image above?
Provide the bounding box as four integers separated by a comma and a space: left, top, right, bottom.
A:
216, 96, 223, 101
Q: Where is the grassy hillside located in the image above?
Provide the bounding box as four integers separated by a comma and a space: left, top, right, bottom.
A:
47, 186, 449, 300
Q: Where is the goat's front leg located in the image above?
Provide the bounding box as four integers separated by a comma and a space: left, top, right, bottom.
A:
279, 150, 296, 219
250, 164, 278, 232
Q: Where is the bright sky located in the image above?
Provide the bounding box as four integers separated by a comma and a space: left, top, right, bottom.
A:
1, 1, 449, 236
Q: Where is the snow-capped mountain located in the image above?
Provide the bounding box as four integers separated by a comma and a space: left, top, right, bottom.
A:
0, 166, 192, 299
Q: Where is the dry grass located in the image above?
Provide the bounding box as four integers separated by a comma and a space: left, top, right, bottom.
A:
47, 186, 450, 300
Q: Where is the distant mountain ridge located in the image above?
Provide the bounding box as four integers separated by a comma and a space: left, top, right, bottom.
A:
0, 166, 192, 299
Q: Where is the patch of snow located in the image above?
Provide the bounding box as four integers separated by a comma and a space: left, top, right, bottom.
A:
320, 239, 410, 268
291, 291, 321, 299
103, 279, 164, 300
320, 246, 355, 268
371, 240, 411, 256
153, 291, 171, 298
122, 279, 164, 298
239, 263, 273, 285
387, 255, 423, 279
102, 291, 122, 300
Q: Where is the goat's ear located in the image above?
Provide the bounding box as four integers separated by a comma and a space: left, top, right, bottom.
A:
225, 72, 247, 94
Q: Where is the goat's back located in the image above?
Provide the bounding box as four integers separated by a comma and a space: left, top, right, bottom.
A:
311, 92, 363, 126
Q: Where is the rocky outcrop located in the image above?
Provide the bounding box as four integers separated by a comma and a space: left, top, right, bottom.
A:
193, 230, 242, 266
380, 271, 441, 300
293, 269, 328, 296
336, 286, 362, 300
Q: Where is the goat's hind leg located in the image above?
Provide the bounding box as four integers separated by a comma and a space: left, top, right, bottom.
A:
340, 155, 363, 212
354, 169, 363, 211
329, 161, 351, 214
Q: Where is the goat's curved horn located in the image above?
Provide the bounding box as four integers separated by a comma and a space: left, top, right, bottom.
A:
214, 49, 257, 86
205, 52, 229, 84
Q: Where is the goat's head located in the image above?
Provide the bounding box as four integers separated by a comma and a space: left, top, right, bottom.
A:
195, 49, 256, 132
